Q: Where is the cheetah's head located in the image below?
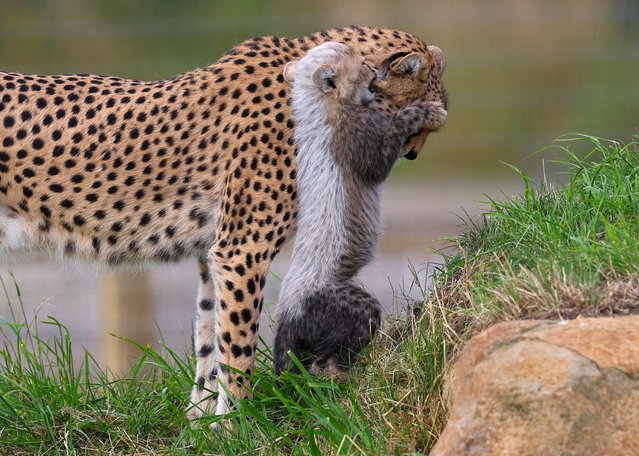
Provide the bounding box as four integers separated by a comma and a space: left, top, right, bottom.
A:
369, 46, 447, 160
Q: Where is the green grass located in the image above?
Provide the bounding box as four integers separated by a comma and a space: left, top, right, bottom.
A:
349, 134, 639, 452
441, 133, 639, 331
0, 283, 386, 455
1, 134, 638, 454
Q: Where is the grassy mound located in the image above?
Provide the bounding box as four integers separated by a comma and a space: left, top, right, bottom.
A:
355, 134, 639, 452
1, 134, 637, 454
444, 134, 639, 327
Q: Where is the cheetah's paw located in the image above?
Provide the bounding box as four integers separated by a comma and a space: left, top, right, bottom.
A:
186, 388, 218, 428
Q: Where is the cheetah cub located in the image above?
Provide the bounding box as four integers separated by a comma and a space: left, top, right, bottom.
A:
274, 42, 446, 376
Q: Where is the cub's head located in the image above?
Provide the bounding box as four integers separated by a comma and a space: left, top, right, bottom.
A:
283, 42, 377, 107
368, 46, 447, 159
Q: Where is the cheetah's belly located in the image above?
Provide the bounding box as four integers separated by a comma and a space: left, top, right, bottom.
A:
0, 200, 221, 266
0, 204, 39, 257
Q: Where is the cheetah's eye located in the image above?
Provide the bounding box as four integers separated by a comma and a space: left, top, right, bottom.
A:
368, 86, 375, 94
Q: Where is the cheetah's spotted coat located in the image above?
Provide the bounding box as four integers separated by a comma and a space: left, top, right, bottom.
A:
0, 26, 447, 420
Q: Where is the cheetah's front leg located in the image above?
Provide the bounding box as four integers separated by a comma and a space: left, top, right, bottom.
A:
203, 236, 271, 421
187, 257, 220, 422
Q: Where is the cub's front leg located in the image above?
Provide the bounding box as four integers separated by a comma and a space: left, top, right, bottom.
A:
353, 100, 447, 185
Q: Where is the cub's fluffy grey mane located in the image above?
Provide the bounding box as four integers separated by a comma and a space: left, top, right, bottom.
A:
278, 42, 360, 320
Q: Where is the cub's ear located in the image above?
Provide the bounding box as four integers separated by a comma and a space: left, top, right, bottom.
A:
390, 52, 428, 77
283, 61, 298, 83
311, 64, 337, 93
363, 60, 378, 79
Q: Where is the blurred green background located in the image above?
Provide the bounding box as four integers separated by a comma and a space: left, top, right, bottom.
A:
1, 0, 638, 369
2, 0, 638, 181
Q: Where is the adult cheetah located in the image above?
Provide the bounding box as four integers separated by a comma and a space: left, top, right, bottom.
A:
0, 26, 447, 421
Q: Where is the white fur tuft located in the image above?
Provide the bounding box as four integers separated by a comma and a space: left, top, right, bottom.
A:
277, 43, 353, 320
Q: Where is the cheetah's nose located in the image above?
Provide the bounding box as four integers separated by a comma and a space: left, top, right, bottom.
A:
403, 147, 418, 160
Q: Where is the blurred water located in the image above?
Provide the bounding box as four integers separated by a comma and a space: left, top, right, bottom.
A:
0, 181, 513, 370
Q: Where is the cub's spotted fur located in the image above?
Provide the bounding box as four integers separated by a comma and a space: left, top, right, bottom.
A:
0, 26, 447, 421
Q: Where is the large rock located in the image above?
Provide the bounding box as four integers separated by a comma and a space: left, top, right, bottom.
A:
431, 316, 639, 456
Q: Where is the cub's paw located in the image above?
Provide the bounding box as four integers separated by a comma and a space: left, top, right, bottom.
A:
394, 100, 430, 137
422, 100, 447, 131
396, 99, 447, 137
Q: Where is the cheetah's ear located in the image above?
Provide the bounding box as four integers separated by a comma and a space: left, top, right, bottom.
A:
427, 46, 446, 74
389, 52, 430, 78
283, 61, 298, 83
311, 64, 338, 93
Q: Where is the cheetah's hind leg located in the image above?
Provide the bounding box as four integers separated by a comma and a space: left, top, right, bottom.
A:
186, 257, 220, 425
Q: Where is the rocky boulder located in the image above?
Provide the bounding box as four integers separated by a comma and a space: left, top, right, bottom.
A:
431, 316, 639, 456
